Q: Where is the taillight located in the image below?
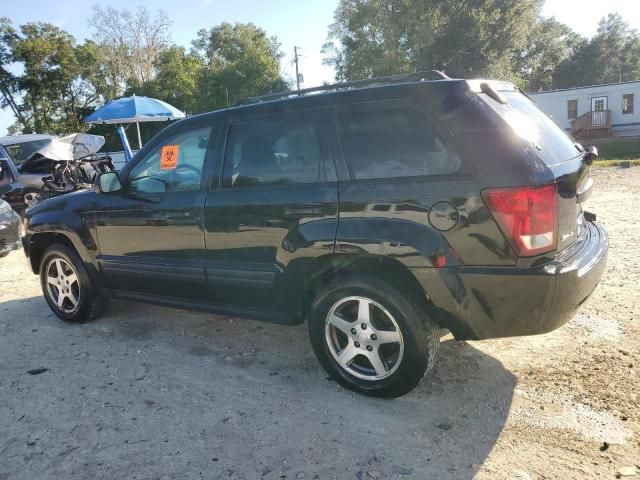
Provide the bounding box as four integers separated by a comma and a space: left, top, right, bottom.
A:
483, 184, 558, 257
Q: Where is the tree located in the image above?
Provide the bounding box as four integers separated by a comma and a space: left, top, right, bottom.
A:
324, 0, 541, 83
88, 6, 172, 99
0, 18, 26, 127
517, 18, 582, 91
0, 20, 103, 134
192, 23, 288, 110
133, 46, 204, 115
553, 14, 640, 88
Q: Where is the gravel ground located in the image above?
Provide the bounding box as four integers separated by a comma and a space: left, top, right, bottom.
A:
0, 166, 639, 480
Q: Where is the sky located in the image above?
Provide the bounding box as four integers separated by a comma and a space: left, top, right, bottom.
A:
1, 0, 640, 135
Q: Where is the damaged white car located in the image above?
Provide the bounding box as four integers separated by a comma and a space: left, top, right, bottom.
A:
0, 133, 114, 212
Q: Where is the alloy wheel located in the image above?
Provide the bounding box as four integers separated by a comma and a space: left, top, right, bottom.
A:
45, 257, 80, 314
325, 296, 404, 381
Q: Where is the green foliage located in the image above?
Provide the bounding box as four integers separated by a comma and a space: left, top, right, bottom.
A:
324, 0, 540, 83
0, 18, 24, 125
518, 18, 582, 92
0, 12, 287, 139
192, 22, 288, 111
553, 14, 640, 88
0, 20, 103, 134
3, 3, 640, 140
594, 139, 640, 160
325, 1, 640, 92
133, 46, 205, 115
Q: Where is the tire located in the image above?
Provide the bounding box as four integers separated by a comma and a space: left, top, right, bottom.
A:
308, 275, 439, 398
39, 244, 110, 323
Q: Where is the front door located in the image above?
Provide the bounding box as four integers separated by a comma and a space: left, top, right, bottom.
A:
591, 96, 608, 126
94, 125, 214, 299
204, 110, 339, 313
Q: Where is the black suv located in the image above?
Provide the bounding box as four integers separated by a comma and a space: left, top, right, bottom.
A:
23, 73, 608, 397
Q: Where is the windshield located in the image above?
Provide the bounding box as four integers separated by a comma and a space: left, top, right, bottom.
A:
3, 139, 52, 166
483, 90, 582, 165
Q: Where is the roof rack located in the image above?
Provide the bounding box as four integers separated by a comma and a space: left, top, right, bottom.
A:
234, 70, 451, 107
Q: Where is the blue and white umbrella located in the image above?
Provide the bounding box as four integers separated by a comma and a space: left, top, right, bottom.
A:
85, 95, 185, 150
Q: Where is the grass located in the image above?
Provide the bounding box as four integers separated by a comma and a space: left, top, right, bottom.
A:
593, 139, 640, 160
594, 158, 640, 167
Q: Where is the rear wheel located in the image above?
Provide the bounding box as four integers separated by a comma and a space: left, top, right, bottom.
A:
40, 244, 109, 323
308, 275, 439, 398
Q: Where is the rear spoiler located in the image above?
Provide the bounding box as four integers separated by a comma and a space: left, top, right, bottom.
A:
466, 80, 537, 106
466, 79, 518, 94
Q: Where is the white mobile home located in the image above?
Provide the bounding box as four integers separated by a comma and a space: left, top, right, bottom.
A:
529, 80, 640, 139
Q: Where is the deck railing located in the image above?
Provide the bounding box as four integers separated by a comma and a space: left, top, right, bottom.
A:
571, 110, 612, 138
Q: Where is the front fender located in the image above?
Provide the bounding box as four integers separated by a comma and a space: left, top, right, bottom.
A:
26, 209, 97, 268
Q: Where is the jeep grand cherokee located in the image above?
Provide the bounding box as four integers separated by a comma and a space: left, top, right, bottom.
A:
22, 72, 608, 397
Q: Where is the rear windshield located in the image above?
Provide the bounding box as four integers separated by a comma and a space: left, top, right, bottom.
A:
483, 90, 581, 165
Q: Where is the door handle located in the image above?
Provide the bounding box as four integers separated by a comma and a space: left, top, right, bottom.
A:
284, 204, 323, 218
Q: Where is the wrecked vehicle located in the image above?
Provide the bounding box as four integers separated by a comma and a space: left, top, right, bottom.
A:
0, 134, 114, 214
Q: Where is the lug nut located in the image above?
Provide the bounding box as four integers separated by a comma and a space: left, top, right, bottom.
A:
350, 328, 357, 335
366, 345, 373, 352
371, 334, 377, 341
361, 323, 367, 330
354, 341, 360, 348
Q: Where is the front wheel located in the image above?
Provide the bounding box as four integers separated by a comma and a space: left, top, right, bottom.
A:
40, 244, 109, 323
308, 275, 439, 398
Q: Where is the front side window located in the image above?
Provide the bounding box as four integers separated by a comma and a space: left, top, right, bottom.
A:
128, 127, 211, 193
623, 94, 634, 114
337, 102, 461, 180
224, 114, 324, 187
567, 99, 578, 120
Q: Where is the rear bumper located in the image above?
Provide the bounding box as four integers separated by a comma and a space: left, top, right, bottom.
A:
413, 221, 608, 340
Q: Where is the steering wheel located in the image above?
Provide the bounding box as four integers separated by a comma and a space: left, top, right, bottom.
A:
174, 164, 201, 175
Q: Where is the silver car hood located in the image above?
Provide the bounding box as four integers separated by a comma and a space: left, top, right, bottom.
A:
30, 133, 105, 161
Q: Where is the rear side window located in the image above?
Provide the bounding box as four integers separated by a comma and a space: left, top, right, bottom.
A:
224, 114, 329, 187
337, 101, 461, 180
486, 91, 581, 165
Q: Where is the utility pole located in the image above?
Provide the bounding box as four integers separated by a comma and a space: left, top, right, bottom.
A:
294, 46, 301, 91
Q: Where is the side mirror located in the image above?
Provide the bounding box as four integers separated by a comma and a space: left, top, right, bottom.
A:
583, 146, 598, 166
0, 163, 4, 181
95, 171, 122, 194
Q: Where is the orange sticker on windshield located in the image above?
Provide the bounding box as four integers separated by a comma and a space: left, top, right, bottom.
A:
160, 145, 179, 170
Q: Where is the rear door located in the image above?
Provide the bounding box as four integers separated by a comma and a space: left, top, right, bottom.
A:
204, 109, 338, 313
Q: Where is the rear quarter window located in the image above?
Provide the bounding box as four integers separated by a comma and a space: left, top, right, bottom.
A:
337, 101, 462, 180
